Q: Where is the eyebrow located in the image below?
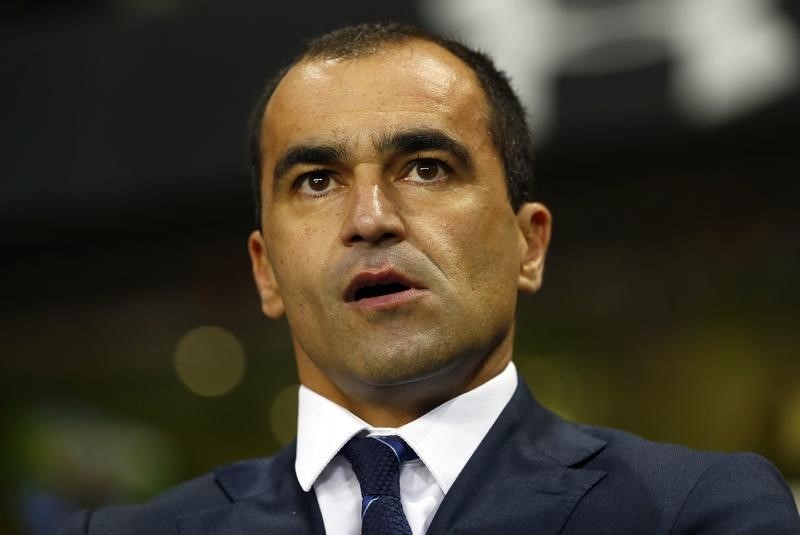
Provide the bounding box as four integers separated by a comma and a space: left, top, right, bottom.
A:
374, 129, 474, 170
272, 143, 351, 192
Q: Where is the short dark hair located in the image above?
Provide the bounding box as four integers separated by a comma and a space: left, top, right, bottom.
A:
248, 22, 535, 226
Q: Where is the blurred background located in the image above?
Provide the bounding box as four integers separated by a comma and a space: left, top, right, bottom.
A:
1, 0, 799, 532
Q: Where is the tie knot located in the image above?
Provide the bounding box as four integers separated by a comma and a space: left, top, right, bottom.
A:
340, 436, 417, 498
340, 436, 418, 534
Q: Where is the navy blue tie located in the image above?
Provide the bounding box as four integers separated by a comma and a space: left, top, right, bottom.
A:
340, 435, 418, 535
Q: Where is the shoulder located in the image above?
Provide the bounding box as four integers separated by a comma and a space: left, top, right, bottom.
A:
57, 453, 292, 535
58, 472, 228, 535
577, 422, 787, 490
578, 423, 720, 477
569, 424, 800, 533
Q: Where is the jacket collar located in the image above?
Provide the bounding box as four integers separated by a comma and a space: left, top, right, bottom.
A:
175, 443, 325, 535
426, 376, 607, 535
177, 377, 606, 535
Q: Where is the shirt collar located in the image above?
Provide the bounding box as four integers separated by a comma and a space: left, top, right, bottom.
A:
295, 361, 518, 493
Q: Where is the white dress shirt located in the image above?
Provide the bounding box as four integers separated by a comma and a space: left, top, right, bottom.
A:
295, 361, 518, 535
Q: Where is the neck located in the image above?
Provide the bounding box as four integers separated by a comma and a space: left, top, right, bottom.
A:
294, 330, 515, 427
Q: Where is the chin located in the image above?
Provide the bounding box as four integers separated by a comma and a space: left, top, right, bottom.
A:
353, 341, 478, 390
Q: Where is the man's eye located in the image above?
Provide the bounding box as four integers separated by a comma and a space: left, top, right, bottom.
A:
295, 172, 338, 196
405, 159, 449, 183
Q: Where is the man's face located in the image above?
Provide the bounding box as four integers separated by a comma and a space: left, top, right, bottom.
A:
249, 39, 549, 398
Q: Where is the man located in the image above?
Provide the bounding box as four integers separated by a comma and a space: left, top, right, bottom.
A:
60, 22, 800, 534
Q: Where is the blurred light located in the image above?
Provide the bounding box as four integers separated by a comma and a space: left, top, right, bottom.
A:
174, 326, 246, 397
420, 0, 799, 132
25, 416, 179, 497
778, 389, 800, 469
269, 384, 298, 447
7, 402, 181, 532
673, 0, 800, 125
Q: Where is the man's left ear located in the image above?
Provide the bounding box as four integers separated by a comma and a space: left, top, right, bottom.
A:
516, 202, 552, 293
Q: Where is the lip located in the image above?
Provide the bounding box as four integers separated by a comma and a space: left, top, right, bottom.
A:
343, 266, 427, 311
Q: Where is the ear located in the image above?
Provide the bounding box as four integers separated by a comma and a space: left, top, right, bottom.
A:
516, 202, 552, 294
247, 230, 285, 318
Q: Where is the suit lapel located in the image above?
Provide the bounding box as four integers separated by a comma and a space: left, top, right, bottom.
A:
427, 379, 607, 535
176, 442, 325, 535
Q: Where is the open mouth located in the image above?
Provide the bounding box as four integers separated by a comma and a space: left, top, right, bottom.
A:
344, 268, 424, 307
353, 282, 411, 301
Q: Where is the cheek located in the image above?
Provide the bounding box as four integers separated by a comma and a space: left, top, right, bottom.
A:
268, 224, 328, 304
441, 201, 520, 277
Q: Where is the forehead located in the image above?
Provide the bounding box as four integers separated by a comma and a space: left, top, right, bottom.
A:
260, 39, 492, 162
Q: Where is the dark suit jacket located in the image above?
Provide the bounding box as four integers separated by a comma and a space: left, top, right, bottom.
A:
60, 378, 800, 534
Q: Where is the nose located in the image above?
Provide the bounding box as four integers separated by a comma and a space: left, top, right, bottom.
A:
340, 174, 406, 247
